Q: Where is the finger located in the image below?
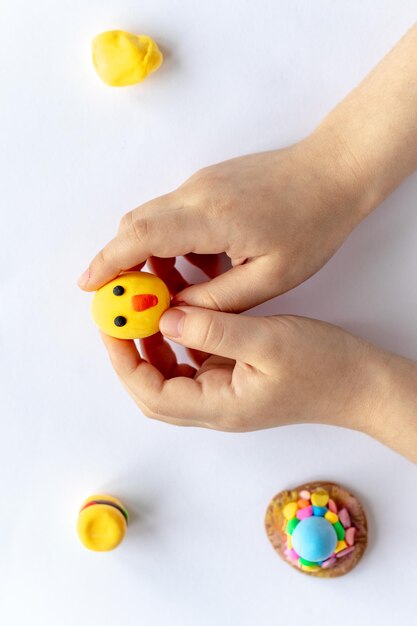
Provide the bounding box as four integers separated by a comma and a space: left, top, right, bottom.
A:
159, 306, 270, 365
100, 332, 143, 376
186, 347, 211, 367
231, 257, 248, 267
195, 354, 235, 378
79, 207, 221, 292
141, 332, 197, 379
116, 194, 176, 235
140, 332, 178, 378
172, 256, 278, 313
118, 208, 223, 282
101, 333, 227, 425
128, 262, 146, 272
101, 333, 199, 424
184, 253, 223, 278
168, 363, 197, 379
147, 256, 189, 296
141, 330, 204, 377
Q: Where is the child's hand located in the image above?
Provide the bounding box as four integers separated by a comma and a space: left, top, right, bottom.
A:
79, 136, 369, 312
102, 306, 378, 432
79, 25, 417, 314
101, 306, 417, 462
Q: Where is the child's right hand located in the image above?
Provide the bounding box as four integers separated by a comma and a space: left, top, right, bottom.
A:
78, 133, 371, 312
100, 305, 417, 463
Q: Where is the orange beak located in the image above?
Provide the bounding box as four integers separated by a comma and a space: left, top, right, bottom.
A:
131, 294, 159, 312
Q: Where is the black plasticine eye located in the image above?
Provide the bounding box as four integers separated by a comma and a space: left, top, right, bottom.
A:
114, 316, 127, 327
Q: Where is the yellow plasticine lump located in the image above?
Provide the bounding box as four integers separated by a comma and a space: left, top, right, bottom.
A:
92, 30, 163, 86
77, 494, 129, 552
91, 271, 170, 340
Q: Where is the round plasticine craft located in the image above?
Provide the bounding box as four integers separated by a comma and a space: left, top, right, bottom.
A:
265, 481, 367, 577
77, 494, 129, 552
92, 30, 163, 86
91, 271, 170, 339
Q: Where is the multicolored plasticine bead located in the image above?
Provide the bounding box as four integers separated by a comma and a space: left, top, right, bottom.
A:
296, 505, 313, 520
328, 499, 338, 513
283, 502, 298, 520
300, 557, 319, 567
333, 521, 346, 541
334, 540, 348, 553
324, 510, 339, 524
301, 564, 321, 572
311, 489, 329, 507
285, 548, 300, 561
312, 506, 327, 516
345, 527, 356, 546
338, 508, 351, 528
336, 546, 355, 558
286, 517, 300, 534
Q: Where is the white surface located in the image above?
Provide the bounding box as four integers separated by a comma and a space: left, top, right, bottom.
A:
1, 1, 417, 624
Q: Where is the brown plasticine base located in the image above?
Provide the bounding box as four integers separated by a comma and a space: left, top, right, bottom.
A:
265, 481, 368, 578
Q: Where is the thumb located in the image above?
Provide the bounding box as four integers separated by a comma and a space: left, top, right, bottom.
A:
159, 306, 267, 364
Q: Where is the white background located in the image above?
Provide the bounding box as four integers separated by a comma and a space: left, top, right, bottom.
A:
1, 1, 417, 625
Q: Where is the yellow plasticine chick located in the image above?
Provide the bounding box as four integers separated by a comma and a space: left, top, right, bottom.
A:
92, 30, 163, 86
77, 494, 128, 552
91, 271, 170, 339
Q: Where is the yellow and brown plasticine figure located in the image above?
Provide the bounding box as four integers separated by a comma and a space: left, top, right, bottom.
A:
77, 495, 129, 552
91, 271, 170, 339
92, 30, 163, 86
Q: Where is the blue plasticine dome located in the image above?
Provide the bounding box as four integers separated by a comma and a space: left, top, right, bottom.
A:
292, 516, 338, 563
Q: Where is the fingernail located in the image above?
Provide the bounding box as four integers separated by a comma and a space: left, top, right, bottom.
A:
77, 268, 90, 287
160, 309, 185, 338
